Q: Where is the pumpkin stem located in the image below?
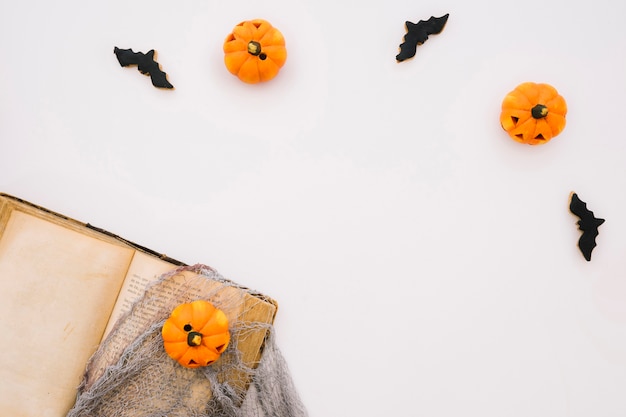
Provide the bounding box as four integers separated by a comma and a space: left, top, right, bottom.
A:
187, 331, 203, 347
247, 41, 262, 56
531, 104, 548, 119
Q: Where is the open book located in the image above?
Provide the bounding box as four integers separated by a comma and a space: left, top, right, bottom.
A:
0, 193, 277, 417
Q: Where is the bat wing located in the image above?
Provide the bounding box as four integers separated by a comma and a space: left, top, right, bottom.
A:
148, 66, 174, 89
114, 47, 141, 67
577, 228, 600, 261
396, 14, 449, 62
569, 193, 605, 261
137, 50, 174, 89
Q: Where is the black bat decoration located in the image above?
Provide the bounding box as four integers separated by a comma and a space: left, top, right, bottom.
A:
569, 192, 604, 261
396, 14, 449, 62
114, 47, 174, 89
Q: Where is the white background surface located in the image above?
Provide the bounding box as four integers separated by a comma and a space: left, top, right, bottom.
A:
2, 0, 626, 415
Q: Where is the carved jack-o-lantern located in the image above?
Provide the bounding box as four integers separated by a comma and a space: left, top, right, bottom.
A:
500, 82, 567, 145
161, 300, 230, 368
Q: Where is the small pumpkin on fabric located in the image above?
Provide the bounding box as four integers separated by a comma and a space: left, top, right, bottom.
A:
223, 19, 287, 84
500, 82, 567, 145
162, 300, 230, 369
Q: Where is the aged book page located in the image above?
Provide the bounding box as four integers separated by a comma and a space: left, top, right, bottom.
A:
102, 251, 178, 340
0, 210, 135, 417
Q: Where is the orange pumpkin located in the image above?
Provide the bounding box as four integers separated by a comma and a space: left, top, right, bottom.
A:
500, 82, 567, 145
223, 19, 287, 84
161, 300, 230, 369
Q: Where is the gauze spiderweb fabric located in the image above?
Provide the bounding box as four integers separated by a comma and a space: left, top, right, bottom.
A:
66, 264, 307, 417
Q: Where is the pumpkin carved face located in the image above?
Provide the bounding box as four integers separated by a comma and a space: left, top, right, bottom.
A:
223, 19, 287, 84
162, 300, 230, 369
500, 82, 567, 145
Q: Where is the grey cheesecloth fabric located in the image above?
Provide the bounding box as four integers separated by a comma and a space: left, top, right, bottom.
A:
66, 264, 308, 417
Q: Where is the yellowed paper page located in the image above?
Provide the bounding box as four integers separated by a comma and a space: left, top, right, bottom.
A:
0, 211, 135, 417
102, 251, 177, 340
